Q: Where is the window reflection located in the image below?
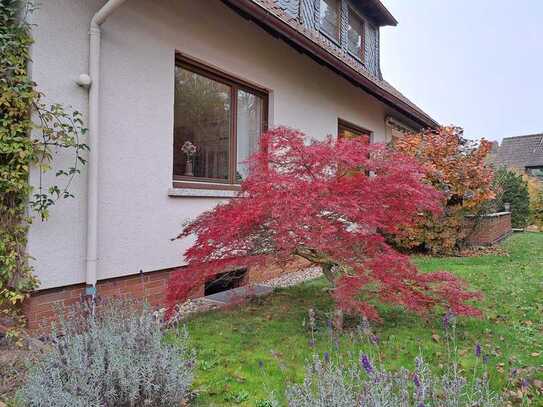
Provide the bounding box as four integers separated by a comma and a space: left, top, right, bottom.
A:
236, 90, 263, 181
173, 67, 231, 180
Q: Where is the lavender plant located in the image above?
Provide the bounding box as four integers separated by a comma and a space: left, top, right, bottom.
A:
285, 313, 502, 407
18, 300, 194, 407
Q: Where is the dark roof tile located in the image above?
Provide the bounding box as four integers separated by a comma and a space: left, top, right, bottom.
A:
231, 0, 438, 128
491, 134, 543, 169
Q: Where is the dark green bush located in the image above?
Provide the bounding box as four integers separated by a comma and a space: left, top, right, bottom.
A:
493, 167, 530, 228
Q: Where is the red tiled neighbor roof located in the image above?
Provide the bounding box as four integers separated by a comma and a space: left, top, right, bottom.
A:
222, 0, 439, 128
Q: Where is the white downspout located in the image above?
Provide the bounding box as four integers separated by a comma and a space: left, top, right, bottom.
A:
83, 0, 128, 297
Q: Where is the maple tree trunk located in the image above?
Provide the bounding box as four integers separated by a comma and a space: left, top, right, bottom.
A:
295, 252, 344, 330
321, 263, 338, 287
333, 308, 344, 332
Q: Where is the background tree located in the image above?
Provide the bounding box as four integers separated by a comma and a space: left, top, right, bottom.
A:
492, 167, 530, 228
391, 127, 495, 255
167, 127, 482, 321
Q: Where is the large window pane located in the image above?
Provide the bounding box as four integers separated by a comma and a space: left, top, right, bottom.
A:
173, 66, 231, 180
338, 120, 371, 144
348, 9, 364, 59
320, 0, 341, 41
236, 90, 264, 181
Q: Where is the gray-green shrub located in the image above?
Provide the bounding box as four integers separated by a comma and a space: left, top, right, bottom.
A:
284, 315, 502, 406
19, 300, 194, 407
286, 353, 501, 407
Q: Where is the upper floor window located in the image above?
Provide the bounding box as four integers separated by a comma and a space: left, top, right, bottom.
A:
173, 55, 268, 186
347, 8, 365, 60
319, 0, 341, 41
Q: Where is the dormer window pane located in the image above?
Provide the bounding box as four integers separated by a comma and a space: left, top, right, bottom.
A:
348, 9, 365, 60
527, 167, 543, 180
320, 0, 341, 41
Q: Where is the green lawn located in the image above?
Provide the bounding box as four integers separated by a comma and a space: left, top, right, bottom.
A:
179, 233, 543, 406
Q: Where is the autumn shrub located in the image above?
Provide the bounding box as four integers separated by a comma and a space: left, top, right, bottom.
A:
492, 167, 530, 228
391, 127, 495, 255
18, 300, 194, 407
525, 174, 543, 228
167, 127, 482, 322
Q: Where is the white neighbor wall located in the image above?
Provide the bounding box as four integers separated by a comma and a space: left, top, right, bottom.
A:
28, 0, 418, 289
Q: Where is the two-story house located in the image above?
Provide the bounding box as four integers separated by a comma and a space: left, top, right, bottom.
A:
24, 0, 438, 327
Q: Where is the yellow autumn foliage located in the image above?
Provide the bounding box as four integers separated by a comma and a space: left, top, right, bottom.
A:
524, 174, 543, 229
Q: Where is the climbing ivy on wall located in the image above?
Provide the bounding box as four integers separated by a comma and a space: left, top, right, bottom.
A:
0, 0, 88, 327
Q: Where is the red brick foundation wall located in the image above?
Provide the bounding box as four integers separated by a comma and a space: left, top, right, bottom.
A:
22, 269, 182, 332
464, 212, 512, 247
23, 259, 295, 332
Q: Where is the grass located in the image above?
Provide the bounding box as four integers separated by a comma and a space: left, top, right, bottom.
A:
180, 233, 543, 406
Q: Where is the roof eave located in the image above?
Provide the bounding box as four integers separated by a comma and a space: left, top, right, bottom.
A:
360, 0, 398, 26
222, 0, 437, 129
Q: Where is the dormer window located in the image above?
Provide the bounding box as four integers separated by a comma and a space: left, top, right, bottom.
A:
319, 0, 341, 41
347, 8, 365, 61
527, 167, 543, 180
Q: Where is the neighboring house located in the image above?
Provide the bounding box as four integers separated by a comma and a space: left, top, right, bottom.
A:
490, 134, 543, 180
24, 0, 437, 327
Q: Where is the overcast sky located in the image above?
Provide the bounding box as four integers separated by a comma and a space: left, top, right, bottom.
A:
380, 0, 543, 142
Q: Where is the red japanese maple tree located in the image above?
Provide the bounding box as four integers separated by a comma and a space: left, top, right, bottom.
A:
166, 127, 482, 320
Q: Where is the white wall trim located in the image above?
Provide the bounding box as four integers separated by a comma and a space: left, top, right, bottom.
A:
168, 188, 239, 198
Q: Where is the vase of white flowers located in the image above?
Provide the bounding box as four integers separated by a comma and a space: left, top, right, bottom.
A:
181, 141, 197, 176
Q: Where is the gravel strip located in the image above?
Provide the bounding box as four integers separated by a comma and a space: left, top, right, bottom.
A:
168, 267, 323, 323
262, 267, 323, 288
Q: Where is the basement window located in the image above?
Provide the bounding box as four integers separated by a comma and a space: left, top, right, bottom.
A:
204, 269, 247, 296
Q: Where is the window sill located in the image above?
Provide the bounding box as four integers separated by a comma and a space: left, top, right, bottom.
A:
319, 29, 341, 47
168, 187, 239, 198
347, 50, 365, 65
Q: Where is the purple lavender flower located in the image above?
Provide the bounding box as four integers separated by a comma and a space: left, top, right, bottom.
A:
323, 352, 330, 363
442, 310, 454, 331
521, 378, 529, 389
258, 360, 264, 369
413, 373, 421, 388
360, 354, 373, 374
482, 354, 489, 365
361, 318, 370, 332
475, 343, 482, 358
369, 335, 380, 345
418, 403, 425, 407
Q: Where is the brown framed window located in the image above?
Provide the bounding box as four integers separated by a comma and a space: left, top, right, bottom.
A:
319, 0, 341, 41
173, 54, 268, 187
338, 119, 372, 144
347, 8, 365, 61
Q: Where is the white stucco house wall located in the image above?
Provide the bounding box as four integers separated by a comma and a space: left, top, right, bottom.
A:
24, 0, 437, 325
